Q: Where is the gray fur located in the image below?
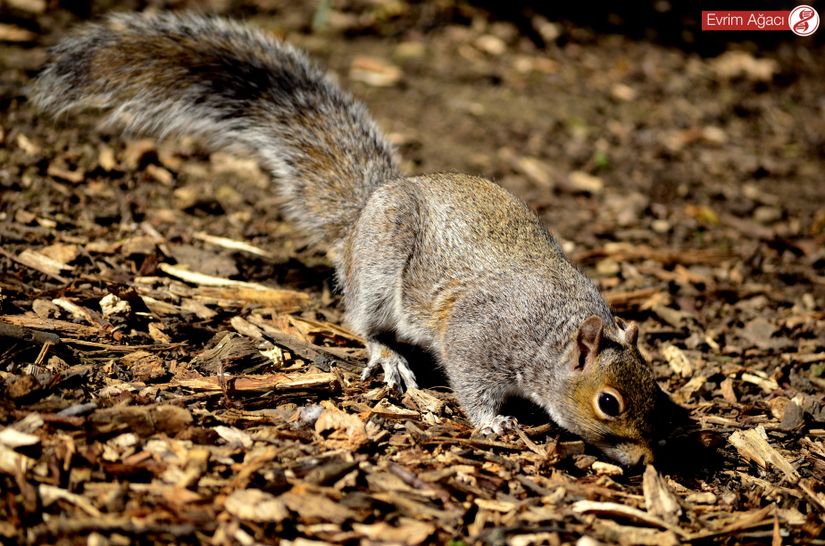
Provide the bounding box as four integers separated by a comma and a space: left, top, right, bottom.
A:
31, 13, 668, 466
30, 12, 398, 247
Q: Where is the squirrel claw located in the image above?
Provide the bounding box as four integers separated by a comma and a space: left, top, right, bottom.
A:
361, 343, 418, 391
478, 415, 519, 436
360, 359, 381, 381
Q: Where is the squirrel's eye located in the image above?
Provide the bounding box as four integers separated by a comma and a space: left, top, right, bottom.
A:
594, 389, 624, 419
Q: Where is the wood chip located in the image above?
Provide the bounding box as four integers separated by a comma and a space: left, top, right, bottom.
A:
475, 498, 518, 512
281, 487, 357, 524
158, 263, 309, 309
0, 427, 40, 449
674, 375, 706, 402
17, 249, 73, 277
353, 519, 435, 545
571, 501, 688, 538
662, 345, 692, 378
642, 465, 682, 525
371, 399, 419, 420
402, 388, 446, 414
193, 231, 273, 258
0, 314, 98, 338
89, 405, 193, 437
0, 445, 35, 475
224, 489, 288, 522
741, 371, 780, 393
566, 171, 604, 194
39, 485, 102, 517
592, 519, 680, 546
46, 164, 85, 184
174, 372, 336, 393
685, 492, 717, 505
215, 426, 253, 449
0, 23, 35, 42
6, 0, 47, 13
728, 426, 799, 483
592, 461, 624, 477
350, 55, 402, 87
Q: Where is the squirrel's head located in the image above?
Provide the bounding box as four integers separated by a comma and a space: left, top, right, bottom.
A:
555, 315, 662, 467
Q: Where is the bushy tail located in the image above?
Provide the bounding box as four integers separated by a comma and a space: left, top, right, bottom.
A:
30, 12, 400, 244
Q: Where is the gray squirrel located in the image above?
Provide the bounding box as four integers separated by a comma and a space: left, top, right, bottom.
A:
32, 12, 674, 465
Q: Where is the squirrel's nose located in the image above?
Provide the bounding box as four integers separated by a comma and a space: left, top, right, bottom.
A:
627, 445, 654, 468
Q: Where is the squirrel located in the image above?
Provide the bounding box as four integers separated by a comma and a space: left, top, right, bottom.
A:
31, 12, 676, 466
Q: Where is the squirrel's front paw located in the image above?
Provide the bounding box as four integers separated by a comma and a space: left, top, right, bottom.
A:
478, 415, 518, 436
361, 342, 418, 391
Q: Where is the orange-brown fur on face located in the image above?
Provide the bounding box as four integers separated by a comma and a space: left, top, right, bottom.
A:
565, 342, 659, 465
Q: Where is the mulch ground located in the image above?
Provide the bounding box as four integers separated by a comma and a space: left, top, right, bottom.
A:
1, 1, 824, 545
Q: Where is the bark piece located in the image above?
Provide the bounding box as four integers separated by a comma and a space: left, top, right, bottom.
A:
728, 426, 799, 482
642, 465, 682, 525
89, 405, 193, 437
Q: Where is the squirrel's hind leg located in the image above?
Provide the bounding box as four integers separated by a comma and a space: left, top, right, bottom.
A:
343, 181, 423, 391
361, 341, 418, 390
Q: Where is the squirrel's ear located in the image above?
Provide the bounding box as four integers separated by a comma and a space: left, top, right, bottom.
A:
623, 321, 639, 346
575, 315, 603, 370
615, 317, 639, 346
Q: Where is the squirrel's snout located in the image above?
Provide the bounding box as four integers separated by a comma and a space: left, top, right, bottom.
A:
637, 447, 654, 466
607, 443, 655, 468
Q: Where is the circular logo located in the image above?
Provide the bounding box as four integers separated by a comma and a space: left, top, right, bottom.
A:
789, 5, 820, 36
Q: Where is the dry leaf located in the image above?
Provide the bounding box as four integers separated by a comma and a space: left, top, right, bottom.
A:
315, 401, 368, 449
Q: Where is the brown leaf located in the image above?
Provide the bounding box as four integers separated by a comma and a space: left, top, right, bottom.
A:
315, 401, 368, 449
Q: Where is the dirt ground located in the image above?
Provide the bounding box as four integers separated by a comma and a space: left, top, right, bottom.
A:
1, 1, 824, 545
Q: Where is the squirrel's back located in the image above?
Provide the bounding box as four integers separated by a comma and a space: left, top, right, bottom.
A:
30, 12, 399, 245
